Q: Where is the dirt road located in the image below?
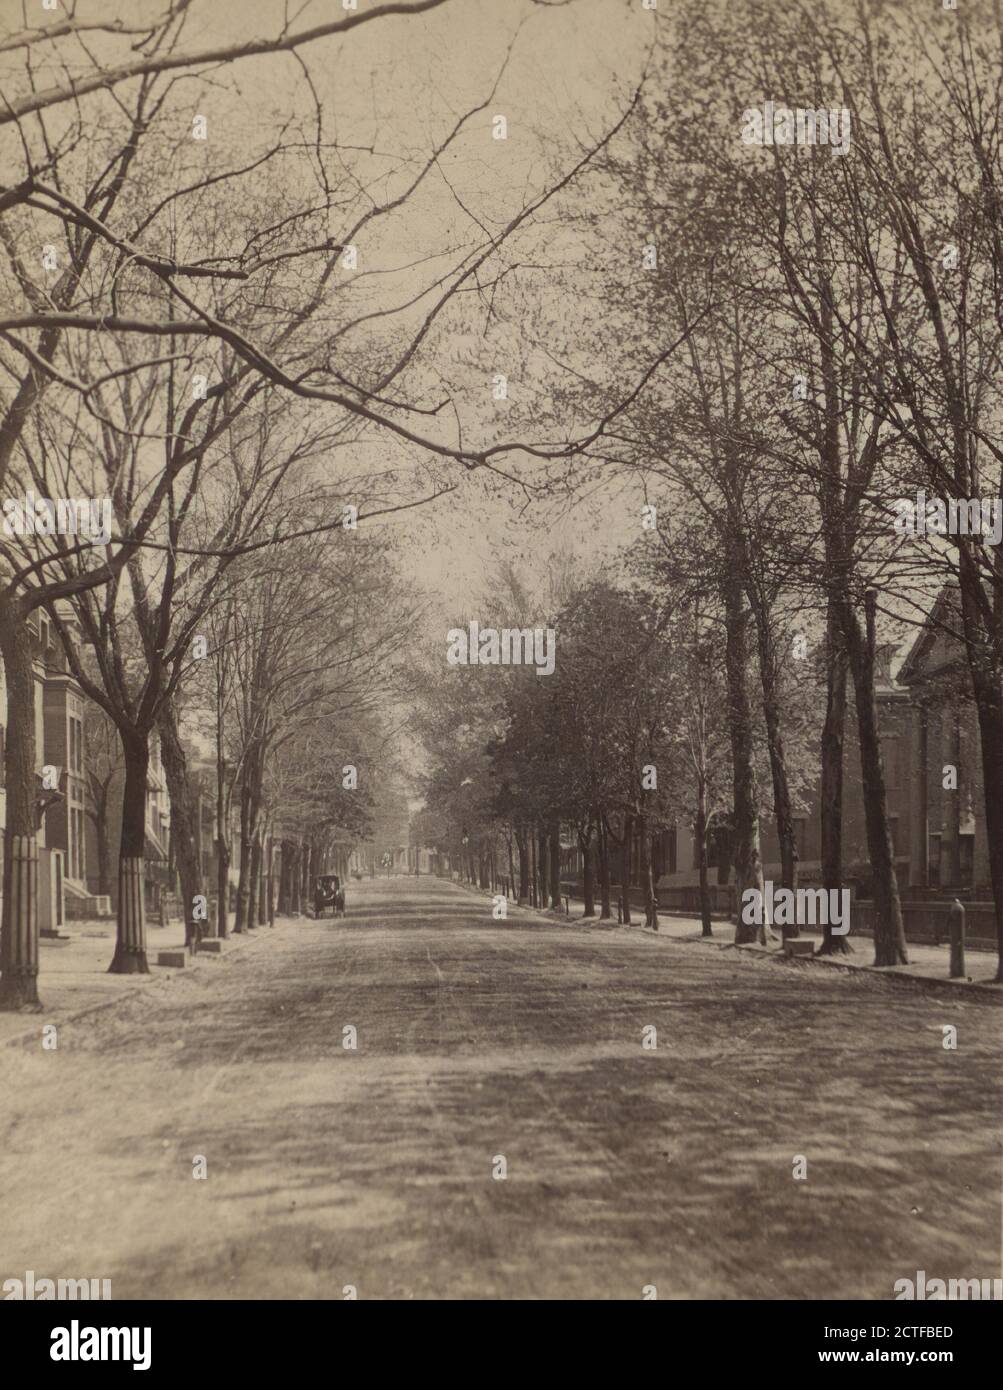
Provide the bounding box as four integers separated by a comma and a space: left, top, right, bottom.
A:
1, 876, 998, 1299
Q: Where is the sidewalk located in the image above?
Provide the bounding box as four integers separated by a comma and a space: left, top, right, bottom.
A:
0, 916, 277, 1047
457, 879, 1002, 995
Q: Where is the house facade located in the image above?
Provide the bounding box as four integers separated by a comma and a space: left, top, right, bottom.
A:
895, 588, 992, 893
0, 609, 103, 934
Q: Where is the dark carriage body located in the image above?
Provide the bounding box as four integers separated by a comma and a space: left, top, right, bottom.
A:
314, 874, 346, 918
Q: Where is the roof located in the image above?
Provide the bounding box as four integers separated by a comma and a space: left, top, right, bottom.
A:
897, 586, 967, 688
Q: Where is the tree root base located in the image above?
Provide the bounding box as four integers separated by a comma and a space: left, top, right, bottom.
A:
107, 949, 150, 975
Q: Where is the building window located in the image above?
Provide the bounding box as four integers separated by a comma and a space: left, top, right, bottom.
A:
72, 716, 83, 772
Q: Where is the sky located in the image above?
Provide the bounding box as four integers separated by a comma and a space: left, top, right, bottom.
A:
118, 0, 657, 619
0, 0, 658, 633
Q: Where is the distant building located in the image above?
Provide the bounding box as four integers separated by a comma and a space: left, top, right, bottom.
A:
555, 605, 994, 917
651, 592, 999, 947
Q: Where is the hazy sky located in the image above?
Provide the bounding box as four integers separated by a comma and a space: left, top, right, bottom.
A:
2, 0, 657, 628
170, 0, 656, 617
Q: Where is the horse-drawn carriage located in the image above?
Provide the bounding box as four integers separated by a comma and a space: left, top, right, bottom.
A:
314, 874, 346, 919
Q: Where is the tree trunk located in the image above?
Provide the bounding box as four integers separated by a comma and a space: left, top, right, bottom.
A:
548, 821, 560, 909
597, 813, 612, 919
0, 608, 42, 1009
620, 812, 633, 925
516, 827, 529, 904
110, 729, 151, 974
953, 531, 1003, 979
306, 840, 316, 904
969, 668, 1003, 981
258, 830, 269, 925
248, 832, 261, 930
843, 591, 907, 965
818, 602, 851, 956
277, 840, 288, 914
234, 774, 252, 933
217, 832, 230, 938
695, 783, 713, 938
646, 830, 660, 930
753, 611, 799, 905
638, 813, 658, 928
157, 704, 203, 948
215, 694, 229, 938
740, 558, 800, 903
725, 575, 766, 944
579, 827, 595, 916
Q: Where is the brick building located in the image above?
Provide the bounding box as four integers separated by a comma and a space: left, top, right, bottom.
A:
0, 608, 108, 934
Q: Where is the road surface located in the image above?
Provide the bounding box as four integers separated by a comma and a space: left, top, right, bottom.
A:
1, 876, 999, 1299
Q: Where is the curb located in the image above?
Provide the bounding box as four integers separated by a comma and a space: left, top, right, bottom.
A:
455, 878, 1002, 1000
633, 922, 1003, 1001
414, 880, 1003, 998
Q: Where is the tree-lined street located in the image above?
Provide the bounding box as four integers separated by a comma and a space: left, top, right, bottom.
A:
2, 876, 998, 1301
2, 0, 1003, 1327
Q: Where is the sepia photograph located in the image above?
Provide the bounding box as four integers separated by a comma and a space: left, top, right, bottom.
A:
0, 0, 1000, 1357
